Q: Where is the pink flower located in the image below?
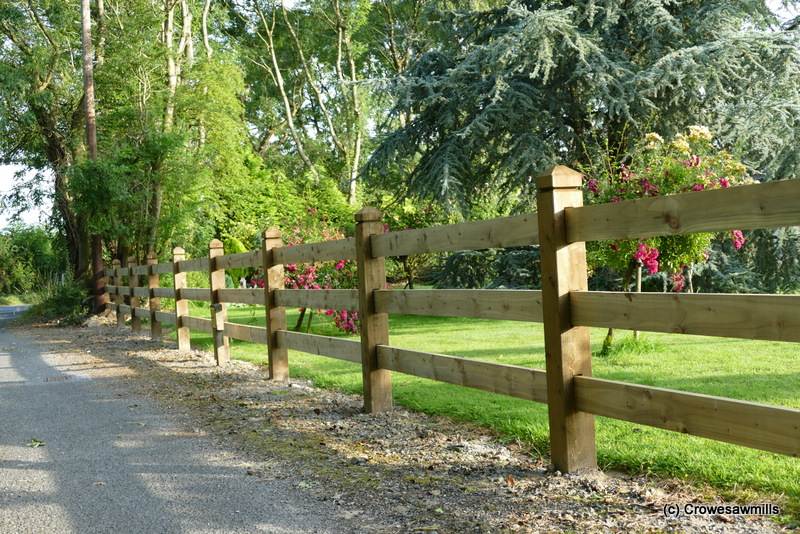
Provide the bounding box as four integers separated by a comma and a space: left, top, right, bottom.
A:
325, 309, 335, 316
672, 273, 685, 292
286, 263, 297, 272
691, 183, 705, 192
684, 155, 701, 168
586, 178, 599, 194
732, 230, 746, 250
335, 259, 346, 271
640, 179, 659, 196
719, 177, 730, 188
633, 243, 660, 274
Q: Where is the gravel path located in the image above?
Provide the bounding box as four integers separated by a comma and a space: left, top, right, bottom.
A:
0, 326, 357, 533
0, 322, 790, 533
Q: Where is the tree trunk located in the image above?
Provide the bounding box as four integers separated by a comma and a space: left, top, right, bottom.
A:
402, 256, 414, 289
601, 261, 636, 356
294, 307, 307, 331
81, 0, 105, 314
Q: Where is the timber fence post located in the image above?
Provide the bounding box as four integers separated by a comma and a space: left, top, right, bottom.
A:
112, 259, 122, 327
536, 165, 597, 472
147, 253, 161, 341
172, 247, 190, 351
355, 207, 392, 413
209, 239, 230, 365
128, 257, 141, 332
261, 228, 288, 381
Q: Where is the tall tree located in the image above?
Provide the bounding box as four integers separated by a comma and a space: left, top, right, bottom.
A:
365, 1, 800, 210
80, 0, 106, 313
0, 1, 90, 278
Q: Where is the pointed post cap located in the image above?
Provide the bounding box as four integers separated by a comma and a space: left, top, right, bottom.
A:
147, 252, 158, 261
209, 238, 224, 250
112, 259, 121, 266
172, 246, 185, 255
355, 207, 382, 222
536, 165, 584, 190
127, 257, 137, 266
263, 227, 281, 239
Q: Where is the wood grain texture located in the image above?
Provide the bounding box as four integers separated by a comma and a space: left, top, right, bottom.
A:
276, 330, 361, 363
154, 311, 176, 325
571, 291, 800, 342
111, 260, 122, 327
574, 376, 800, 457
106, 285, 118, 294
263, 228, 289, 381
131, 265, 149, 275
177, 258, 210, 273
117, 304, 131, 314
133, 307, 150, 318
209, 240, 230, 366
151, 288, 176, 298
568, 179, 800, 243
127, 259, 141, 332
356, 208, 392, 412
223, 322, 268, 344
274, 289, 359, 310
180, 288, 212, 301
377, 346, 547, 403
273, 237, 356, 265
151, 262, 174, 274
147, 254, 161, 340
371, 212, 538, 258
217, 288, 264, 305
216, 250, 261, 270
536, 165, 596, 472
172, 247, 190, 351
117, 267, 130, 276
182, 315, 213, 332
375, 289, 543, 322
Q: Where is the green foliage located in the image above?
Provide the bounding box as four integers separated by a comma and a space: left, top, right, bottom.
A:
433, 250, 496, 288
365, 1, 800, 208
746, 228, 800, 293
584, 127, 750, 285
488, 247, 540, 289
23, 279, 89, 325
0, 225, 66, 294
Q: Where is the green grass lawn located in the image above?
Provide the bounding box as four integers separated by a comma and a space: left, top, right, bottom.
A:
177, 303, 800, 510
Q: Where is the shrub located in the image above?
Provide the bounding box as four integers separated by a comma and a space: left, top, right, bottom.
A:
433, 250, 497, 289
23, 279, 90, 326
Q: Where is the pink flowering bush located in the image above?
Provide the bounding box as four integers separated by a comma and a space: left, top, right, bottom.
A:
283, 244, 360, 334
583, 126, 751, 291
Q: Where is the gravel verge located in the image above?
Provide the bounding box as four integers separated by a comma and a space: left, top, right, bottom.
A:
12, 322, 791, 533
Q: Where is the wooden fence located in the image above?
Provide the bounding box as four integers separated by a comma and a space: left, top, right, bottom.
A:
105, 165, 800, 472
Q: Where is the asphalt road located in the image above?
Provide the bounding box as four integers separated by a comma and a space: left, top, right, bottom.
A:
0, 305, 30, 321
0, 327, 356, 533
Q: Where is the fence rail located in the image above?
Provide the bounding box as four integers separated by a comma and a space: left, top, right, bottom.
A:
104, 166, 800, 473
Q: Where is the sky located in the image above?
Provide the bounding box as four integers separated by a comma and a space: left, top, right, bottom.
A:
1, 1, 796, 231
0, 165, 52, 230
